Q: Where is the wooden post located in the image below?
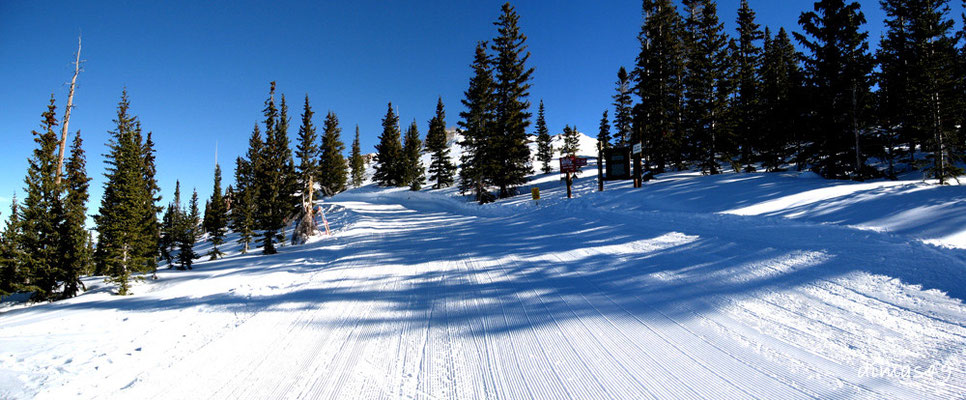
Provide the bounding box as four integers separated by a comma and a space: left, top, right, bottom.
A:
566, 171, 573, 199
56, 35, 82, 185
597, 141, 604, 192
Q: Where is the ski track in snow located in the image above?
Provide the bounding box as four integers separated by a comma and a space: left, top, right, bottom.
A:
3, 176, 966, 399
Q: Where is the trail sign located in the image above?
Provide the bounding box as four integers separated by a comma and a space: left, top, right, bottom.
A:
531, 187, 540, 201
633, 143, 642, 155
559, 156, 587, 173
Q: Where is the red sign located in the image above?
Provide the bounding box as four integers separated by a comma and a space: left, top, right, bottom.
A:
559, 156, 587, 173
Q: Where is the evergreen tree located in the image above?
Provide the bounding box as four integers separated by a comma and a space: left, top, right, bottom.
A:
177, 189, 199, 270
319, 111, 348, 194
760, 28, 802, 172
95, 91, 154, 295
459, 42, 497, 203
612, 67, 634, 147
403, 120, 425, 191
350, 126, 366, 187
598, 110, 612, 151
58, 131, 91, 298
231, 124, 261, 254
426, 97, 457, 189
0, 196, 22, 296
683, 0, 734, 174
534, 100, 554, 174
140, 130, 161, 273
159, 182, 180, 266
255, 82, 293, 255
560, 125, 581, 156
795, 0, 874, 179
734, 0, 764, 171
206, 164, 228, 260
373, 103, 405, 187
907, 0, 962, 183
877, 0, 916, 172
634, 0, 685, 173
18, 95, 64, 300
490, 2, 535, 198
295, 95, 319, 204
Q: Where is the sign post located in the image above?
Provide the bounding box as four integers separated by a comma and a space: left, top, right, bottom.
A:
531, 187, 540, 204
559, 155, 587, 199
632, 142, 643, 188
597, 141, 604, 192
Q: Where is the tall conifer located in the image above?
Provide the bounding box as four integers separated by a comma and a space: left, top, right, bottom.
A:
58, 131, 91, 298
206, 165, 227, 259
459, 42, 497, 203
734, 0, 764, 171
491, 2, 534, 198
373, 103, 404, 187
534, 100, 553, 174
426, 98, 457, 189
612, 67, 633, 147
319, 111, 348, 194
403, 121, 425, 191
350, 126, 366, 187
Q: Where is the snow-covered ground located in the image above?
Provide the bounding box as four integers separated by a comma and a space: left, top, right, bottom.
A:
3, 144, 966, 398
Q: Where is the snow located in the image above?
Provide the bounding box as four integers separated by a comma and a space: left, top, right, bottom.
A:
3, 143, 966, 398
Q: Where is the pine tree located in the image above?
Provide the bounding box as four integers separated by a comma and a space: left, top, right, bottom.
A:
58, 131, 91, 298
95, 91, 154, 295
403, 120, 425, 191
490, 2, 534, 198
634, 0, 685, 173
255, 82, 293, 255
295, 95, 319, 204
350, 126, 366, 187
760, 28, 802, 172
795, 0, 874, 179
612, 67, 633, 147
232, 124, 261, 254
206, 164, 228, 259
159, 182, 179, 267
426, 98, 457, 189
877, 0, 916, 173
319, 111, 348, 194
459, 42, 497, 203
18, 95, 64, 300
0, 196, 22, 297
561, 125, 581, 156
598, 110, 611, 151
177, 189, 199, 270
140, 130, 161, 273
734, 0, 764, 171
534, 100, 553, 174
683, 0, 734, 174
907, 0, 962, 183
373, 103, 405, 187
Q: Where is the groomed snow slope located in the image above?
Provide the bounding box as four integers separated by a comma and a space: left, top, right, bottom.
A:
3, 169, 966, 399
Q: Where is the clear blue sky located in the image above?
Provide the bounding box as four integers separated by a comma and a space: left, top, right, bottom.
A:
1, 1, 962, 221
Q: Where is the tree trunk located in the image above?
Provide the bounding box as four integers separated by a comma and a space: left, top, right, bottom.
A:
56, 36, 82, 185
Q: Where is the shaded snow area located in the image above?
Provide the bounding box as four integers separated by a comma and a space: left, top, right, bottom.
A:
3, 168, 966, 399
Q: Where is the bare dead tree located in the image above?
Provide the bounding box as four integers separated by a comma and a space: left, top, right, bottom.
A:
56, 35, 83, 185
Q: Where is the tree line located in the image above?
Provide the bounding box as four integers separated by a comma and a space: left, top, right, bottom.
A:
600, 0, 966, 183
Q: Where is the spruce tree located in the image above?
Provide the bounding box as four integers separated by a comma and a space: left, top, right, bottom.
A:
95, 91, 154, 294
491, 2, 534, 198
877, 0, 916, 172
373, 103, 405, 187
459, 42, 497, 203
58, 131, 91, 298
255, 82, 292, 255
683, 0, 734, 174
795, 0, 874, 179
760, 28, 802, 172
634, 0, 685, 173
734, 0, 764, 171
426, 98, 457, 189
403, 120, 425, 191
207, 164, 227, 259
907, 0, 962, 183
561, 125, 581, 156
18, 95, 64, 300
177, 189, 199, 270
598, 110, 611, 151
159, 182, 179, 267
140, 130, 161, 273
612, 67, 633, 147
0, 196, 22, 297
534, 100, 553, 174
350, 126, 366, 187
232, 124, 261, 254
319, 111, 348, 194
295, 95, 319, 202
